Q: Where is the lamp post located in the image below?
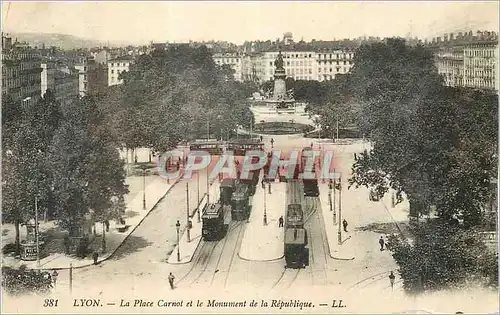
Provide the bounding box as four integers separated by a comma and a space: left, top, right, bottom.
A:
197, 171, 201, 223
207, 118, 210, 140
263, 183, 268, 226
337, 175, 342, 245
175, 220, 180, 262
142, 167, 147, 210
186, 182, 190, 242
34, 196, 40, 268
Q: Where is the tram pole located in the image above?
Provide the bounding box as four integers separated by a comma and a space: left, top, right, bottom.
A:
186, 182, 190, 242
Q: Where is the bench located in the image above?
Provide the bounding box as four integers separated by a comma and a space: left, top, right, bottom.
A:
116, 225, 130, 233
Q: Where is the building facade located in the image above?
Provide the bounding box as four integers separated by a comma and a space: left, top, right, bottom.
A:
2, 35, 42, 107
213, 52, 242, 81
40, 62, 79, 106
107, 56, 134, 86
432, 31, 498, 91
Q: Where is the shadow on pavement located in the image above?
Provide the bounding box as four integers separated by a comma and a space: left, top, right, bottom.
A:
108, 235, 152, 261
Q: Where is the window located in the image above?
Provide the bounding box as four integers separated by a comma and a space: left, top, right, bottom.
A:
111, 70, 114, 74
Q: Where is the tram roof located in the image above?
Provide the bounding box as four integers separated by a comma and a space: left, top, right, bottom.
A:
284, 229, 307, 244
228, 138, 264, 145
190, 140, 221, 145
203, 203, 223, 218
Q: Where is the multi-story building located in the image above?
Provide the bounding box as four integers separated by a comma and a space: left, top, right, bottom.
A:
316, 48, 355, 81
431, 31, 498, 91
2, 35, 42, 107
74, 56, 109, 96
107, 56, 134, 86
40, 62, 79, 106
74, 57, 91, 97
213, 52, 242, 81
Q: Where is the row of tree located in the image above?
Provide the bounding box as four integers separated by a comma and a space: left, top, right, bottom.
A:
100, 45, 255, 156
2, 91, 128, 256
2, 45, 257, 256
344, 39, 497, 291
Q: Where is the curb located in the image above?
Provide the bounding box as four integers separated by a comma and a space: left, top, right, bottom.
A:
318, 192, 356, 261
165, 179, 218, 265
237, 253, 284, 262
166, 235, 203, 265
46, 177, 182, 271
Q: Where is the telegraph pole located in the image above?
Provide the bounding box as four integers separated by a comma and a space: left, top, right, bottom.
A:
197, 172, 201, 222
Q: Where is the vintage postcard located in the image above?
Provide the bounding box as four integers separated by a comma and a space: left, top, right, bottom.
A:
1, 1, 499, 314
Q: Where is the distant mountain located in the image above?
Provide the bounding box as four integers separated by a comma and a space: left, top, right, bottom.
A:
4, 32, 134, 49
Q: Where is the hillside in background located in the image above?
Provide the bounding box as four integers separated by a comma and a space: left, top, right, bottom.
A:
4, 32, 134, 49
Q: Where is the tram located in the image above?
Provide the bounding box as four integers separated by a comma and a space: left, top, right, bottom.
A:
284, 204, 309, 268
230, 184, 250, 221
201, 203, 227, 241
189, 140, 223, 156
226, 139, 264, 156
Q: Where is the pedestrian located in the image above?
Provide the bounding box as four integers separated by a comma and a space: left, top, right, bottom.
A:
105, 220, 110, 232
379, 236, 385, 251
134, 155, 138, 164
278, 216, 284, 228
260, 135, 263, 142
93, 251, 99, 265
168, 272, 175, 290
389, 271, 395, 290
51, 270, 59, 288
271, 138, 274, 148
261, 178, 265, 189
342, 219, 348, 232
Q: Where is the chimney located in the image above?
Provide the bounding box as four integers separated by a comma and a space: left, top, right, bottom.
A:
449, 33, 454, 41
444, 33, 449, 41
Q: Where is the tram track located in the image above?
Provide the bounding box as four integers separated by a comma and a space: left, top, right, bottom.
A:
222, 221, 246, 288
176, 221, 243, 287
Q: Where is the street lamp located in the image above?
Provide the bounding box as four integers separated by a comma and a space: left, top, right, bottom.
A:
197, 171, 201, 223
263, 183, 268, 226
175, 220, 180, 262
337, 175, 343, 245
142, 168, 146, 210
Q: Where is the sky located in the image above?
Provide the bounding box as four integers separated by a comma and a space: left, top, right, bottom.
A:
2, 1, 499, 45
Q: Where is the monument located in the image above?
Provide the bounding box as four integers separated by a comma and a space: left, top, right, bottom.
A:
265, 50, 295, 111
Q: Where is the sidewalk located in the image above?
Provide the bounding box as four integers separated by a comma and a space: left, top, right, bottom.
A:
319, 183, 355, 260
167, 179, 221, 264
239, 181, 286, 261
3, 175, 180, 270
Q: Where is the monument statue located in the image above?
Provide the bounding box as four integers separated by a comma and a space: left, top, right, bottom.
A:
274, 50, 284, 70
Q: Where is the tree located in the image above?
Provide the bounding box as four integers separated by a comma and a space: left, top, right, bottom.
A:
389, 220, 498, 293
347, 38, 498, 292
2, 92, 62, 255
49, 96, 128, 234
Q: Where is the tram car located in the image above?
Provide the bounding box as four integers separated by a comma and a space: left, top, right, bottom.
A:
189, 140, 223, 156
240, 168, 260, 196
284, 204, 309, 268
227, 139, 264, 156
301, 147, 320, 197
219, 179, 236, 206
230, 184, 250, 221
202, 202, 227, 241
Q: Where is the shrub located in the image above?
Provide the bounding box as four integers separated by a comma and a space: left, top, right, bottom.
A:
390, 220, 498, 293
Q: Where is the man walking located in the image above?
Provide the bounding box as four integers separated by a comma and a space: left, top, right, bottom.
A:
342, 219, 348, 232
92, 251, 99, 265
270, 138, 274, 148
168, 272, 175, 290
389, 271, 395, 290
379, 236, 385, 251
51, 270, 59, 289
278, 216, 284, 228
